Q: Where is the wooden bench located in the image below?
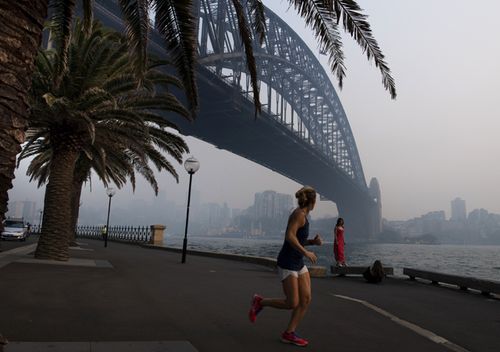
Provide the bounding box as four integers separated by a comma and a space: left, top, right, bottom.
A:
403, 268, 500, 296
330, 265, 394, 276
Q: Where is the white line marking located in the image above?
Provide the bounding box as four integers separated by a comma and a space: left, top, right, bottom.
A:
332, 294, 470, 352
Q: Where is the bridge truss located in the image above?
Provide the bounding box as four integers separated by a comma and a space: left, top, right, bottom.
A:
93, 0, 381, 236
196, 0, 367, 188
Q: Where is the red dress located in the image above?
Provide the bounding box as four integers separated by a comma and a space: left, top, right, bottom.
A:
334, 226, 345, 263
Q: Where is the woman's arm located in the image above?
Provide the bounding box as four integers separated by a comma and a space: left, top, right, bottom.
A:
306, 235, 322, 246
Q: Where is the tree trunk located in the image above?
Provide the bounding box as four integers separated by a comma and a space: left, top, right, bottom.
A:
35, 148, 79, 261
0, 0, 48, 232
68, 178, 84, 247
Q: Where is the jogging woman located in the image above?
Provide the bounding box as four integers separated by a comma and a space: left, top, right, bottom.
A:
248, 186, 322, 347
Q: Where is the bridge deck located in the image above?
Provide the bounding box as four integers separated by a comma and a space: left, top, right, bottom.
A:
0, 238, 498, 352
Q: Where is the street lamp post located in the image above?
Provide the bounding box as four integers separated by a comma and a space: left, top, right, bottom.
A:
181, 157, 200, 263
38, 210, 43, 232
104, 187, 116, 247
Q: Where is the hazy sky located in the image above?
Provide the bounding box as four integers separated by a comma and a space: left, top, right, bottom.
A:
9, 0, 500, 221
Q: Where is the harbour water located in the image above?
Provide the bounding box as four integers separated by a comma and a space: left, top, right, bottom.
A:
165, 235, 500, 281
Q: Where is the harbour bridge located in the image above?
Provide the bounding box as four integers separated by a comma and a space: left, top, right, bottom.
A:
95, 0, 382, 238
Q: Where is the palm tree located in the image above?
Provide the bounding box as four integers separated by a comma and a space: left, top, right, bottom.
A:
21, 21, 190, 260
23, 114, 188, 246
0, 0, 396, 232
23, 107, 188, 247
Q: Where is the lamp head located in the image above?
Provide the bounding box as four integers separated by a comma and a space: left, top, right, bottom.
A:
106, 187, 116, 197
184, 156, 200, 174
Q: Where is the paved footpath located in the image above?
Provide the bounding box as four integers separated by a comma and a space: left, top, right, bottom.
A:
0, 239, 498, 352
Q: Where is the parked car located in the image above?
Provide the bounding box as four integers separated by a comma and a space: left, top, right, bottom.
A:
1, 218, 28, 241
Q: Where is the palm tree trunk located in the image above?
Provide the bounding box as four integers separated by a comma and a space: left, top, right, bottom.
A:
0, 0, 48, 232
35, 148, 79, 261
68, 178, 84, 247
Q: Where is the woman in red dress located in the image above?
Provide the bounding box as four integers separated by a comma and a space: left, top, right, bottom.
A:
333, 218, 346, 266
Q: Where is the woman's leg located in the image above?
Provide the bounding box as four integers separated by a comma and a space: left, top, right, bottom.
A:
285, 272, 311, 333
261, 275, 299, 309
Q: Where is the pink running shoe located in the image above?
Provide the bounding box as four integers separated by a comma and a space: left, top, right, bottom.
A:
281, 331, 309, 347
248, 294, 263, 323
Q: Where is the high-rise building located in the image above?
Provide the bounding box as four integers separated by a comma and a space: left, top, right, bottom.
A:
467, 208, 489, 225
6, 200, 37, 223
450, 197, 466, 221
253, 191, 293, 219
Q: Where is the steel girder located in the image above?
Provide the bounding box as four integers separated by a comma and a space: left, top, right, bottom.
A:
196, 0, 366, 188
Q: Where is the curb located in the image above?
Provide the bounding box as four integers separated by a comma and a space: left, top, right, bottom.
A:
141, 244, 328, 277
141, 244, 278, 269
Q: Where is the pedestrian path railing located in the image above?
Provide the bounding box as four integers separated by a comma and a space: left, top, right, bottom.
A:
28, 224, 163, 245
76, 225, 152, 244
29, 225, 41, 234
403, 268, 500, 296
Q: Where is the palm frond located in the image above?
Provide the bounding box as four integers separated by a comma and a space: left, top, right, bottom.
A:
75, 36, 118, 89
154, 0, 198, 114
32, 50, 55, 92
132, 158, 159, 195
49, 0, 77, 87
333, 0, 396, 98
102, 74, 138, 95
138, 112, 180, 131
148, 128, 188, 160
77, 87, 116, 111
75, 112, 97, 145
73, 157, 92, 183
143, 145, 179, 182
231, 0, 261, 116
106, 52, 133, 78
82, 0, 95, 36
123, 93, 191, 120
247, 0, 267, 45
84, 146, 107, 182
26, 152, 52, 187
18, 132, 49, 164
101, 150, 133, 188
290, 0, 346, 88
118, 0, 151, 81
94, 109, 144, 126
145, 70, 184, 91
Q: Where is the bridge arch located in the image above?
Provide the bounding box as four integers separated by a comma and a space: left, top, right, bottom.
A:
196, 0, 366, 188
93, 0, 381, 237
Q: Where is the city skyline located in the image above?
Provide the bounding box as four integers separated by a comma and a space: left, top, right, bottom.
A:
8, 183, 498, 227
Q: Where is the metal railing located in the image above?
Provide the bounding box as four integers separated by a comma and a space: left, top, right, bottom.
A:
25, 224, 152, 244
76, 225, 152, 244
28, 224, 41, 234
